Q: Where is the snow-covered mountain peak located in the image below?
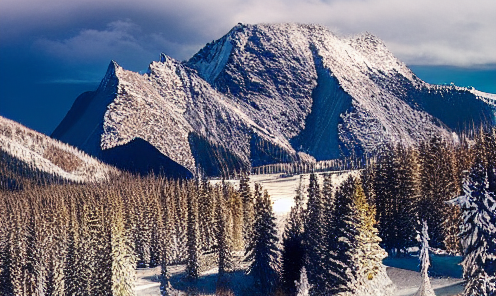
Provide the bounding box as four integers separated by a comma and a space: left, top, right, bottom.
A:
53, 23, 496, 176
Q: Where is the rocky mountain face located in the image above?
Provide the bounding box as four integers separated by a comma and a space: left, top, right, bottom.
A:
0, 116, 115, 184
52, 23, 496, 177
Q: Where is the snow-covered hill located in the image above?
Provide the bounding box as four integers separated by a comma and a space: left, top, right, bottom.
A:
52, 23, 496, 177
0, 116, 115, 183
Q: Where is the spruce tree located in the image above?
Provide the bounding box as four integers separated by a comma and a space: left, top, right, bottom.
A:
373, 147, 398, 255
245, 184, 280, 295
325, 176, 359, 295
393, 144, 421, 254
449, 158, 496, 295
186, 185, 200, 280
414, 221, 435, 296
419, 136, 459, 249
295, 267, 311, 296
281, 175, 306, 295
304, 173, 326, 295
240, 173, 253, 244
216, 184, 234, 278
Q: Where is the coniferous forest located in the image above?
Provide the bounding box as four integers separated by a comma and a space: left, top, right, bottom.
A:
0, 127, 495, 296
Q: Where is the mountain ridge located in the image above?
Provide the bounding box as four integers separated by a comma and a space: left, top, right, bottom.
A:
51, 23, 496, 177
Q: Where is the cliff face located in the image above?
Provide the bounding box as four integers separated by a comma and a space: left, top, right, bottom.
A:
52, 23, 496, 176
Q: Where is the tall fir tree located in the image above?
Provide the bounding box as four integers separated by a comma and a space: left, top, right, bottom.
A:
216, 184, 234, 279
325, 176, 359, 295
392, 144, 421, 254
353, 178, 391, 291
245, 184, 280, 295
373, 147, 398, 255
240, 173, 253, 245
304, 173, 326, 295
186, 184, 200, 280
281, 175, 306, 295
414, 221, 435, 296
449, 154, 496, 295
419, 136, 459, 249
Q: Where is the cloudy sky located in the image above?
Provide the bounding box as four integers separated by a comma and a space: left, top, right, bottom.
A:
1, 0, 495, 134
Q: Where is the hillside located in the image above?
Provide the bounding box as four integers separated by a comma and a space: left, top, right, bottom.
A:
0, 116, 115, 185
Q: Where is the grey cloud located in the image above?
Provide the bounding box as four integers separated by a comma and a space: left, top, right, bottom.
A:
2, 0, 495, 66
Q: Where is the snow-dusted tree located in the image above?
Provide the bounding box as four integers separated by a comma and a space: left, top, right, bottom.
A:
418, 136, 459, 249
281, 175, 306, 295
186, 185, 200, 280
198, 179, 216, 253
414, 221, 436, 296
449, 159, 496, 296
245, 184, 280, 295
295, 267, 311, 296
373, 144, 420, 256
353, 178, 393, 296
216, 185, 234, 278
228, 185, 244, 251
325, 175, 359, 295
240, 173, 253, 244
109, 190, 136, 296
304, 173, 326, 295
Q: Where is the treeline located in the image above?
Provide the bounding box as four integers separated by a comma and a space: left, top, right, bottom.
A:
0, 175, 248, 295
280, 173, 394, 296
366, 128, 495, 256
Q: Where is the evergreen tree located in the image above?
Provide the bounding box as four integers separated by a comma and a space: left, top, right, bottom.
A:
216, 185, 234, 278
325, 176, 359, 295
245, 184, 280, 295
414, 221, 435, 296
281, 175, 306, 295
186, 185, 200, 280
449, 158, 496, 295
320, 173, 338, 292
373, 147, 398, 255
295, 267, 311, 296
353, 179, 389, 289
304, 173, 326, 295
198, 179, 215, 253
240, 173, 253, 244
393, 144, 421, 254
419, 136, 459, 249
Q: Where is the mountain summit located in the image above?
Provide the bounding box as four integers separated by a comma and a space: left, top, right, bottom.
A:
52, 23, 496, 177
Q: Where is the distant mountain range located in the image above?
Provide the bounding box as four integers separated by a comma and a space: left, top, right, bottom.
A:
49, 23, 496, 177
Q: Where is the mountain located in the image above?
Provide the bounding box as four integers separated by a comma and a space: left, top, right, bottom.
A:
52, 23, 496, 177
0, 116, 115, 185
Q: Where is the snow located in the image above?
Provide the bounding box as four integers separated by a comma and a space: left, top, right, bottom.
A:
53, 23, 496, 177
0, 115, 115, 183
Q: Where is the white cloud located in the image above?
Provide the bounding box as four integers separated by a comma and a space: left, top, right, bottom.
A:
4, 0, 495, 66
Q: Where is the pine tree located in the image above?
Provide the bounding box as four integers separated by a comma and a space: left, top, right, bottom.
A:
373, 147, 397, 255
216, 184, 234, 278
198, 179, 215, 253
295, 267, 311, 296
240, 173, 253, 244
419, 136, 459, 249
414, 221, 435, 296
304, 173, 326, 295
449, 157, 496, 295
281, 175, 306, 295
186, 184, 200, 280
325, 176, 359, 295
245, 184, 280, 295
353, 178, 392, 295
393, 144, 421, 254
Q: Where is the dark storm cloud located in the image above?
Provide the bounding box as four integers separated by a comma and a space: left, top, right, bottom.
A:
1, 0, 495, 135
2, 0, 495, 66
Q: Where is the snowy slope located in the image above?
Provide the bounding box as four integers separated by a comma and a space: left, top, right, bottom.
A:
0, 116, 115, 183
53, 23, 496, 176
